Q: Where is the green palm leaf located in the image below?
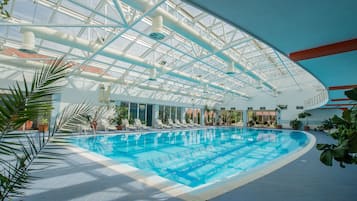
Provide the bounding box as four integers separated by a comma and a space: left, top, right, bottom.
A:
0, 57, 83, 200
0, 57, 70, 133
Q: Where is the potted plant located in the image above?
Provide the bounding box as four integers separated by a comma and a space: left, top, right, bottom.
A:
298, 112, 312, 130
318, 118, 334, 133
38, 118, 49, 132
274, 121, 282, 129
290, 119, 301, 130
25, 120, 33, 130
114, 105, 128, 130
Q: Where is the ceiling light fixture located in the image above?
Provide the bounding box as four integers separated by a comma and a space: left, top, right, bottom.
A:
226, 61, 235, 75
256, 80, 263, 89
159, 60, 167, 65
149, 15, 165, 40
148, 68, 157, 81
203, 84, 208, 93
18, 30, 37, 54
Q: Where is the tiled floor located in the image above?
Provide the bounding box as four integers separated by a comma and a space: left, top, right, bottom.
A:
211, 131, 357, 201
20, 131, 357, 201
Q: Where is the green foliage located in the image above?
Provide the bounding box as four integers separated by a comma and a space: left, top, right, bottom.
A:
298, 112, 311, 119
316, 88, 357, 167
290, 119, 301, 130
318, 118, 334, 131
298, 112, 311, 126
113, 105, 128, 125
277, 104, 287, 110
0, 58, 90, 200
0, 0, 11, 18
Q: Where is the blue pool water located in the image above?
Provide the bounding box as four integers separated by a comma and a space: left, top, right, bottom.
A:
70, 127, 309, 187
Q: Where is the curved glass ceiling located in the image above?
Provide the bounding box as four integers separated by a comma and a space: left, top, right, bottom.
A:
0, 0, 323, 106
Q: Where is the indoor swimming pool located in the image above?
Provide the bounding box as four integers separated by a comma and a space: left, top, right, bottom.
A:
70, 127, 312, 188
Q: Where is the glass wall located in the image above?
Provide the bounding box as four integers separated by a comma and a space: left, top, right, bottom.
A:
115, 102, 186, 126
204, 109, 217, 126
247, 110, 276, 127
177, 107, 182, 122
219, 109, 242, 126
146, 104, 153, 126
139, 104, 146, 124
164, 106, 170, 123
159, 105, 164, 122
171, 107, 176, 121
184, 108, 200, 124
119, 102, 129, 124
157, 105, 183, 123
129, 103, 137, 124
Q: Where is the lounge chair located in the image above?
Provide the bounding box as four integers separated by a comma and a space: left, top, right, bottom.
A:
122, 119, 136, 130
189, 119, 200, 127
155, 119, 172, 129
134, 119, 150, 130
175, 119, 188, 128
181, 119, 193, 127
168, 119, 181, 128
100, 119, 117, 131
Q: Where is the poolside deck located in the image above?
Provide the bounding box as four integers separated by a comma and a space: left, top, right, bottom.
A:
21, 131, 357, 201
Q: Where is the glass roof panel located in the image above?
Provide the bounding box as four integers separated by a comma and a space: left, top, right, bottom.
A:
0, 0, 323, 106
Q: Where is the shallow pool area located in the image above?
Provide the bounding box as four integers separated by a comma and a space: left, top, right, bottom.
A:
70, 127, 311, 188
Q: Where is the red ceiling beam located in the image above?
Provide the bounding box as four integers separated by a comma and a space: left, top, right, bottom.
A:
328, 84, 357, 90
320, 107, 348, 111
325, 104, 356, 106
331, 98, 350, 102
289, 38, 357, 61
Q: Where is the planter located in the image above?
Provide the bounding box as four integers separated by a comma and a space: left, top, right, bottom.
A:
38, 124, 48, 132
276, 124, 282, 129
25, 120, 33, 130
304, 125, 310, 131
116, 125, 123, 130
17, 120, 33, 131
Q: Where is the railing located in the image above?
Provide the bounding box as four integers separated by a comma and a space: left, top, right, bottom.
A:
304, 89, 329, 110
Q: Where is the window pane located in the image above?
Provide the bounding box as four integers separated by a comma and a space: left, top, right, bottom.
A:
139, 104, 146, 124
119, 102, 129, 124
146, 104, 153, 126
164, 106, 170, 124
171, 107, 176, 121
177, 107, 182, 121
159, 105, 164, 121
129, 103, 137, 124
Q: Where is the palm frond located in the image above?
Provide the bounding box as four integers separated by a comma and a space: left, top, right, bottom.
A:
0, 57, 73, 200
53, 103, 91, 134
0, 57, 70, 133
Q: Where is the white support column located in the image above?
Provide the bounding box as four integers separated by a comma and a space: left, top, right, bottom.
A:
50, 94, 61, 131
200, 108, 205, 125
181, 107, 185, 122
153, 104, 159, 128
277, 109, 281, 125
242, 109, 247, 127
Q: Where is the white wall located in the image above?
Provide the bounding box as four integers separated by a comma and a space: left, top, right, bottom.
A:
215, 88, 324, 128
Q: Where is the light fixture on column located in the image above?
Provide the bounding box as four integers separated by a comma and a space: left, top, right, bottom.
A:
226, 61, 235, 75
148, 68, 157, 81
19, 30, 37, 54
0, 40, 4, 51
203, 84, 208, 93
149, 15, 165, 40
256, 80, 263, 89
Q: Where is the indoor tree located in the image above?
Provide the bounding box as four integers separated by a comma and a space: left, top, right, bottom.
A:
298, 111, 312, 130
316, 88, 357, 167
